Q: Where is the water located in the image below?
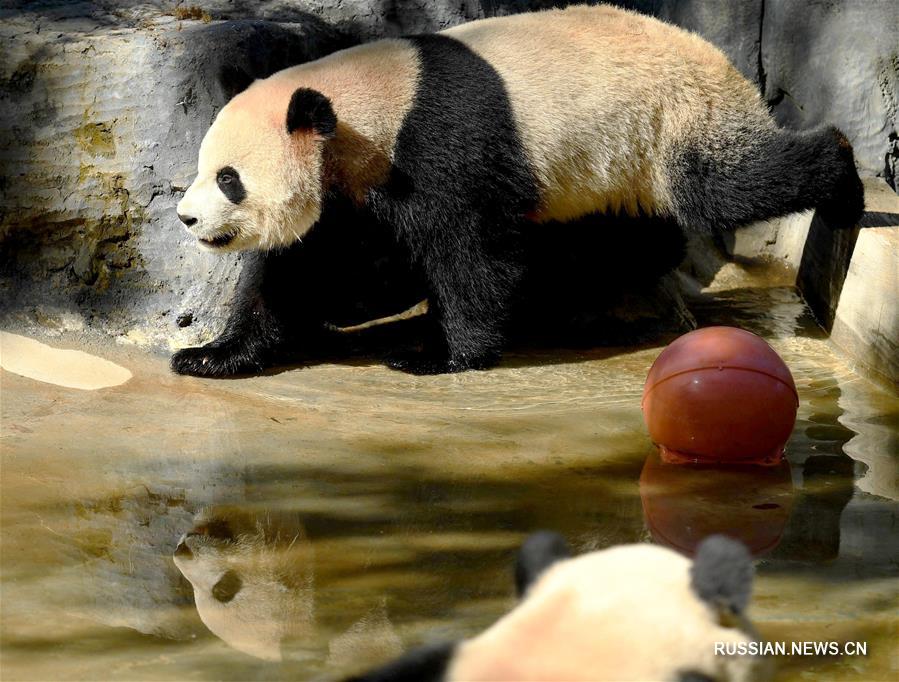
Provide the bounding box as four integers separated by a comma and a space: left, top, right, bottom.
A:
1, 276, 896, 680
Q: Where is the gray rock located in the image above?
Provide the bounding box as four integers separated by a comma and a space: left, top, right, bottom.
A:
760, 0, 898, 186
0, 9, 351, 349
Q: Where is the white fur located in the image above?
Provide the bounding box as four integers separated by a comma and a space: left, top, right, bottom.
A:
178, 39, 419, 251
446, 4, 771, 222
448, 544, 764, 681
172, 510, 315, 661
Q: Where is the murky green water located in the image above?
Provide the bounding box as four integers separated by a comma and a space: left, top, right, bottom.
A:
1, 276, 897, 680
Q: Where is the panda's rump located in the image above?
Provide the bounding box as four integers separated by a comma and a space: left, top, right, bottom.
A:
445, 5, 771, 224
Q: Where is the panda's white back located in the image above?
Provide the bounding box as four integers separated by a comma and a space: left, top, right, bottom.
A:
445, 4, 772, 223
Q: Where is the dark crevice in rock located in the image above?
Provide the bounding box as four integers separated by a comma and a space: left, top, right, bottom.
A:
885, 132, 898, 192
757, 0, 766, 95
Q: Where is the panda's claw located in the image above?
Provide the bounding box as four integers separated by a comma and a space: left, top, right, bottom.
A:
170, 343, 264, 378
385, 349, 498, 375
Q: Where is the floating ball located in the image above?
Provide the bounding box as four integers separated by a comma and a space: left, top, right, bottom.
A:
642, 327, 798, 465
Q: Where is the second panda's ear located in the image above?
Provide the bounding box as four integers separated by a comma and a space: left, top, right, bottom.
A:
286, 88, 337, 139
515, 531, 571, 598
690, 535, 753, 616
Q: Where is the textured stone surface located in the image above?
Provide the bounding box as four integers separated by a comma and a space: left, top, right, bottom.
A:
829, 180, 899, 387
0, 8, 350, 349
761, 0, 898, 186
724, 179, 898, 388
725, 212, 813, 271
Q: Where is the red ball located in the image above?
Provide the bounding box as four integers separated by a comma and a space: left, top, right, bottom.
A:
642, 327, 798, 465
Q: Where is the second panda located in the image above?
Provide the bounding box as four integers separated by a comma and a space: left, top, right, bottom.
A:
173, 4, 864, 376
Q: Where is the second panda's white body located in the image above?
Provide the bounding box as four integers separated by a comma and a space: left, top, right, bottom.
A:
352, 535, 767, 682
450, 543, 761, 681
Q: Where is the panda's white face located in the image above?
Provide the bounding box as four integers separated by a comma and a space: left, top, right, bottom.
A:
173, 507, 315, 661
176, 93, 326, 252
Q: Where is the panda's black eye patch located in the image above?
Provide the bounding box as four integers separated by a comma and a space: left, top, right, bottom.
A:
212, 570, 243, 603
216, 166, 246, 204
204, 518, 234, 542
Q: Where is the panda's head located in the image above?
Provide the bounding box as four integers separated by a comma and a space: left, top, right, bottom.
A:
172, 506, 314, 661
176, 80, 336, 252
349, 533, 768, 682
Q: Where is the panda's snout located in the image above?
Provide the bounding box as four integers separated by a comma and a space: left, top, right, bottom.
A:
178, 212, 197, 227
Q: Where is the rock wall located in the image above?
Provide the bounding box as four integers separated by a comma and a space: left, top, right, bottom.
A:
0, 6, 351, 348
1, 1, 896, 351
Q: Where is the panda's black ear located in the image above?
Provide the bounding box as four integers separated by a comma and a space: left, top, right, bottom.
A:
219, 64, 255, 101
515, 531, 571, 598
286, 88, 337, 139
690, 535, 753, 616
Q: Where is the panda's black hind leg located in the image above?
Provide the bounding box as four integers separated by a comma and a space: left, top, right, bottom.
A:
671, 125, 864, 232
384, 302, 506, 376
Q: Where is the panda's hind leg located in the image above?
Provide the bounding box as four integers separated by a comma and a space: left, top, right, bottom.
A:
670, 125, 864, 233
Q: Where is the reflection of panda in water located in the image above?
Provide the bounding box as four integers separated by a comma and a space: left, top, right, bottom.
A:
173, 4, 863, 376
173, 507, 401, 666
173, 506, 316, 661
352, 532, 768, 682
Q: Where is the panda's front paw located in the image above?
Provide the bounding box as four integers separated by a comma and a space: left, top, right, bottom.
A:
170, 343, 265, 378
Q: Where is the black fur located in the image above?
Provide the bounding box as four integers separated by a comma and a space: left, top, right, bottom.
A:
216, 166, 246, 204
170, 199, 424, 378
171, 248, 292, 377
690, 535, 753, 615
671, 125, 864, 233
287, 87, 337, 138
344, 640, 456, 682
367, 34, 539, 374
515, 531, 571, 597
211, 569, 243, 603
674, 671, 716, 682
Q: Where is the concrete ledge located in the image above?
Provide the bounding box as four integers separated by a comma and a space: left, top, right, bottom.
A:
725, 178, 898, 388
829, 182, 899, 387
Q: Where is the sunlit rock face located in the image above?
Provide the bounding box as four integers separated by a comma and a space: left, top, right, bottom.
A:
0, 7, 350, 349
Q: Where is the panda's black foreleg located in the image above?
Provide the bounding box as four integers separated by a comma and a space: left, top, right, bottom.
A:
386, 217, 522, 375
169, 303, 287, 377
171, 246, 328, 378
171, 250, 287, 377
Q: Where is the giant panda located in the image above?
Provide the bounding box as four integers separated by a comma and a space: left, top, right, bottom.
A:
350, 532, 769, 682
172, 506, 316, 661
173, 506, 403, 670
173, 4, 864, 377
